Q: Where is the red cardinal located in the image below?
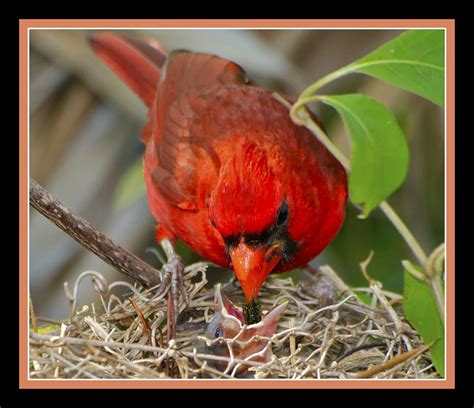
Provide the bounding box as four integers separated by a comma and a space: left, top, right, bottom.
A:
89, 33, 348, 320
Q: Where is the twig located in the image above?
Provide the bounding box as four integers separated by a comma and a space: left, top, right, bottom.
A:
371, 282, 404, 334
130, 298, 153, 347
336, 342, 387, 362
354, 340, 435, 378
29, 178, 161, 288
53, 323, 67, 378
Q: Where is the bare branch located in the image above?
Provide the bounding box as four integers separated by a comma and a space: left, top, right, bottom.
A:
29, 178, 161, 288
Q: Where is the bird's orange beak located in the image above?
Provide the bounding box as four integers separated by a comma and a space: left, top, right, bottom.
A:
230, 241, 282, 303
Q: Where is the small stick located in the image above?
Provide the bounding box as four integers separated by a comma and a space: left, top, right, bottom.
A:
289, 318, 297, 366
29, 178, 161, 288
336, 342, 387, 362
354, 340, 435, 378
130, 298, 153, 347
53, 323, 67, 378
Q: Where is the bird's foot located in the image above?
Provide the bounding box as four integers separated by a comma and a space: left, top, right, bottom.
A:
153, 239, 190, 339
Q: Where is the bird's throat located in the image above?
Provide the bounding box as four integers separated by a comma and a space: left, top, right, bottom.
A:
243, 299, 262, 324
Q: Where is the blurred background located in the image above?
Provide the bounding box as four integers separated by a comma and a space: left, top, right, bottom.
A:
29, 29, 444, 320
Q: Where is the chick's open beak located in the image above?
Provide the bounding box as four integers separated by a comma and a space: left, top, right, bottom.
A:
230, 241, 282, 302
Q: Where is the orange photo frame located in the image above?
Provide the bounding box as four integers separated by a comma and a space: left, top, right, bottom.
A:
19, 19, 455, 389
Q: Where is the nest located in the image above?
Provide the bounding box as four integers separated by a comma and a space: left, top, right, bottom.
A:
29, 262, 439, 379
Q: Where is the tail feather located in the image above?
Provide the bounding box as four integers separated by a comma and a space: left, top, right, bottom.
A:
88, 32, 167, 107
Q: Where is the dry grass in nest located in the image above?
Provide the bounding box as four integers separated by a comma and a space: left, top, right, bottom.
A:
29, 262, 439, 380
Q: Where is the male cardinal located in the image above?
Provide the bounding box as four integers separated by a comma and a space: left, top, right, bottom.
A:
89, 33, 348, 326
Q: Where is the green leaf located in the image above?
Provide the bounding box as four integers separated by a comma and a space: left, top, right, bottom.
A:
114, 157, 146, 210
319, 94, 409, 216
350, 30, 445, 107
403, 269, 445, 376
353, 290, 372, 306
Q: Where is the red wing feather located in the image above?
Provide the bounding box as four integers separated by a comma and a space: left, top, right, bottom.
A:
151, 51, 249, 209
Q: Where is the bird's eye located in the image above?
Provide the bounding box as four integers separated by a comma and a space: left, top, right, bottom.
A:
276, 202, 289, 226
214, 326, 222, 338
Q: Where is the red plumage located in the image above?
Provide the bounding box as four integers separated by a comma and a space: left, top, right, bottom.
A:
89, 32, 348, 303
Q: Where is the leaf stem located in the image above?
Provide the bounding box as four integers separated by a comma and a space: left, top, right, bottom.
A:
291, 102, 351, 169
378, 201, 428, 266
401, 260, 426, 281
426, 243, 445, 278
299, 65, 356, 99
290, 102, 429, 267
428, 276, 445, 325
